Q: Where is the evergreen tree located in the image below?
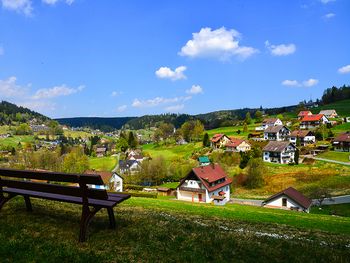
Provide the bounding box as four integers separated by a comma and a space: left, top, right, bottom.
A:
202, 132, 210, 147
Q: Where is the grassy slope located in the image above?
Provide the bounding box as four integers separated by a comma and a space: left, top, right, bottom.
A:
311, 203, 350, 217
318, 151, 350, 163
89, 156, 118, 171
0, 135, 34, 148
1, 197, 350, 262
313, 99, 350, 116
142, 142, 202, 160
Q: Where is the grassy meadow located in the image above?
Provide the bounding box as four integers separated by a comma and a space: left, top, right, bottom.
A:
313, 99, 350, 116
318, 151, 350, 163
1, 197, 350, 262
89, 155, 118, 171
142, 142, 203, 160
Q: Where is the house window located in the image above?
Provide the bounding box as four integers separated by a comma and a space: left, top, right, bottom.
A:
282, 198, 287, 207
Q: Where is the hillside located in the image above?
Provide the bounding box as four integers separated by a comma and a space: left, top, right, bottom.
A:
1, 197, 349, 262
313, 99, 350, 116
0, 101, 49, 124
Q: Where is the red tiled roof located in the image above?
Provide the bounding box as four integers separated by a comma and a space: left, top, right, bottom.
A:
192, 164, 232, 192
301, 114, 324, 122
298, 111, 311, 117
210, 134, 225, 143
226, 137, 244, 147
334, 132, 350, 142
263, 187, 312, 209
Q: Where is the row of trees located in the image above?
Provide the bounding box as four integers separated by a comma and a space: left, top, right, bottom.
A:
321, 85, 350, 105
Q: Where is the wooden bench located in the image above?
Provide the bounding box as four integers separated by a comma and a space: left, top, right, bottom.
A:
0, 168, 131, 242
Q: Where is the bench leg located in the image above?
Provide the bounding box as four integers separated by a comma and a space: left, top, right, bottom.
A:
24, 196, 32, 212
107, 207, 116, 229
0, 193, 17, 212
79, 205, 101, 242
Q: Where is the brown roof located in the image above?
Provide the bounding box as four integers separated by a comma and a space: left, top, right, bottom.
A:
84, 170, 112, 184
211, 134, 225, 143
157, 187, 170, 192
262, 118, 279, 124
301, 114, 325, 122
264, 125, 288, 133
333, 131, 350, 142
263, 187, 312, 209
290, 130, 313, 138
180, 164, 232, 193
263, 141, 294, 152
226, 137, 246, 147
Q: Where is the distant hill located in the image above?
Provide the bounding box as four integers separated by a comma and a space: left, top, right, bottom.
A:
0, 100, 49, 125
55, 117, 136, 131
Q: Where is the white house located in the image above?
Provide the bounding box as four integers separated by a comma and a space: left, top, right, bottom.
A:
109, 173, 123, 192
225, 138, 251, 152
256, 118, 283, 131
263, 141, 297, 164
262, 187, 312, 213
84, 170, 124, 192
119, 160, 141, 174
319, 109, 338, 119
289, 130, 315, 146
300, 114, 329, 129
177, 164, 232, 205
263, 125, 290, 141
210, 134, 231, 149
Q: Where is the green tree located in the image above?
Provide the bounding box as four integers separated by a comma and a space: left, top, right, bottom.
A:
116, 137, 129, 152
245, 112, 252, 124
243, 123, 248, 133
202, 132, 210, 147
128, 131, 138, 149
62, 147, 89, 174
245, 158, 265, 189
15, 123, 32, 135
294, 148, 299, 165
254, 110, 263, 122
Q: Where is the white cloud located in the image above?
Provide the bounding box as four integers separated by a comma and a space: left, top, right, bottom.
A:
155, 66, 187, 81
0, 76, 29, 98
132, 96, 191, 108
323, 13, 336, 19
0, 46, 4, 56
265, 41, 296, 56
165, 104, 184, 112
111, 91, 121, 97
18, 100, 56, 111
42, 0, 74, 5
116, 105, 127, 112
282, 80, 300, 87
303, 78, 319, 87
338, 64, 350, 74
320, 0, 335, 4
186, 85, 203, 94
1, 0, 33, 16
179, 27, 258, 60
32, 84, 84, 99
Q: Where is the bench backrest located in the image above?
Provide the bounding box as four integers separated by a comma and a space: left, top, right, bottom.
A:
0, 168, 108, 200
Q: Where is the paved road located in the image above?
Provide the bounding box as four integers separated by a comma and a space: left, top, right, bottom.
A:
312, 157, 350, 166
312, 195, 350, 206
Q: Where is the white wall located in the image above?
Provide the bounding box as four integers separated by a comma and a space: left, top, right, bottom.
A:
264, 195, 309, 212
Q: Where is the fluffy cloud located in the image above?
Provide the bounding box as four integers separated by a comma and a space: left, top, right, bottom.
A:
32, 84, 84, 99
1, 0, 33, 16
42, 0, 74, 5
186, 85, 203, 94
282, 78, 319, 87
165, 104, 184, 112
0, 76, 29, 98
265, 41, 296, 56
111, 91, 121, 97
179, 27, 258, 60
323, 13, 335, 19
155, 66, 187, 81
338, 64, 350, 74
132, 96, 191, 108
116, 105, 127, 112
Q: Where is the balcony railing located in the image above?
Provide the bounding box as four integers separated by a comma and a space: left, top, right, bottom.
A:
179, 187, 206, 193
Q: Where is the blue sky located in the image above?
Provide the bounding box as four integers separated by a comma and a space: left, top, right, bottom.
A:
0, 0, 349, 118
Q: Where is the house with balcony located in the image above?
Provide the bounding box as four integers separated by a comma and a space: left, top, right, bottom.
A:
263, 125, 290, 141
300, 114, 329, 129
263, 141, 297, 164
333, 131, 350, 152
289, 130, 315, 146
176, 164, 232, 205
256, 118, 283, 131
225, 138, 251, 152
210, 134, 231, 149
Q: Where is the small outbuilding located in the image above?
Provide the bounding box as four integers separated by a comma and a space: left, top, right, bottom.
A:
262, 187, 312, 213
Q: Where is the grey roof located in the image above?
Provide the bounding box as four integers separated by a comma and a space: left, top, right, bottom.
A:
319, 109, 337, 115
264, 125, 289, 133
263, 141, 294, 152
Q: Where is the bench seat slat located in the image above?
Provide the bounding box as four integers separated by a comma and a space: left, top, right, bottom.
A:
3, 187, 130, 207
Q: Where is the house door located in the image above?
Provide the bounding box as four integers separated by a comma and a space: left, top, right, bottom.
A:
198, 194, 202, 202
282, 198, 287, 207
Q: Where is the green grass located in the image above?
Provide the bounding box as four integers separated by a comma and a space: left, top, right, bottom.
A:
311, 203, 350, 217
0, 197, 349, 262
89, 156, 118, 171
0, 125, 11, 134
318, 151, 350, 163
332, 122, 350, 133
313, 99, 350, 116
158, 182, 179, 188
0, 135, 34, 148
206, 124, 257, 139
142, 142, 202, 160
64, 130, 93, 139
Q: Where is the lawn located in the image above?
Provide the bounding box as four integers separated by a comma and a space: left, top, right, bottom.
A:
0, 135, 34, 148
159, 181, 179, 188
142, 142, 202, 160
64, 130, 93, 139
206, 123, 258, 139
0, 197, 349, 262
318, 151, 350, 163
89, 155, 118, 171
311, 203, 350, 217
313, 99, 350, 116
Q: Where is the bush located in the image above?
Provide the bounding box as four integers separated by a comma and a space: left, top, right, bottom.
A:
245, 158, 265, 189
120, 191, 158, 198
124, 184, 145, 191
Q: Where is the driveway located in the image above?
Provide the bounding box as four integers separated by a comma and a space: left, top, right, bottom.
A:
311, 157, 350, 166
229, 198, 263, 206
312, 195, 350, 206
